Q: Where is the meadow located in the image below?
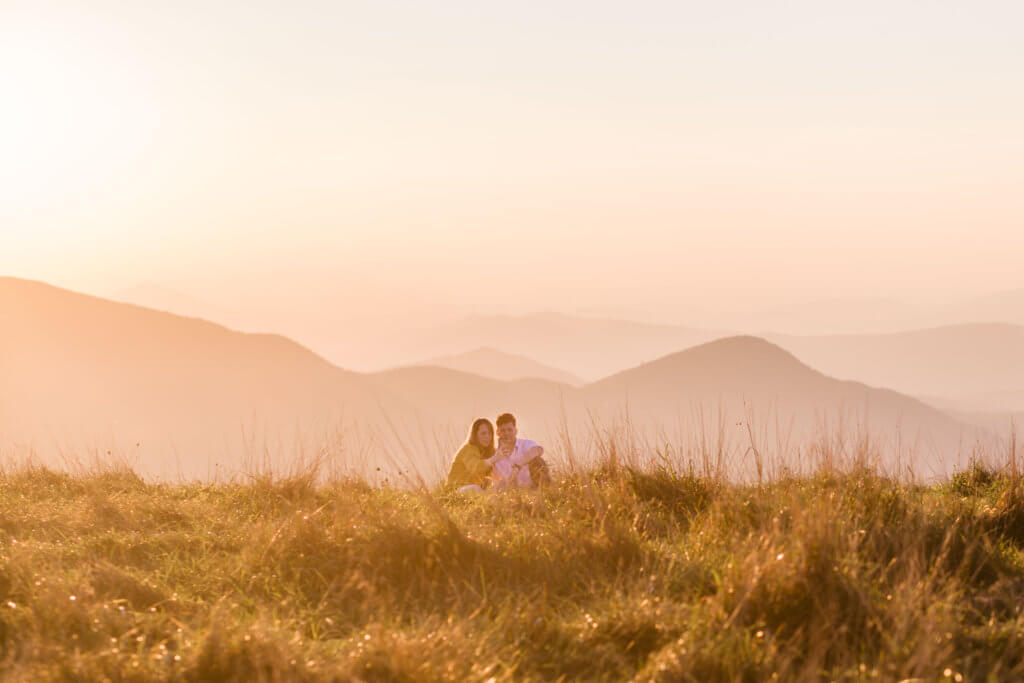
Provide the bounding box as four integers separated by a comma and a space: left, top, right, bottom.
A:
1, 440, 1023, 682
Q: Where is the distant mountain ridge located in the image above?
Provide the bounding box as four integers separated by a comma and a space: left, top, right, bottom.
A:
398, 318, 1024, 413
702, 289, 1024, 334
1, 278, 990, 479
768, 323, 1024, 412
581, 336, 973, 468
110, 283, 228, 322
398, 312, 727, 380
1, 277, 378, 478
103, 281, 1024, 413
415, 347, 584, 385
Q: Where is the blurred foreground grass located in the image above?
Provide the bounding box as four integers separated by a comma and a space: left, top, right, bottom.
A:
1, 458, 1024, 681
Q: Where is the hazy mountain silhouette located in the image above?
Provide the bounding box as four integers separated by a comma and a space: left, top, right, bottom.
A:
369, 342, 981, 478
582, 337, 979, 475
702, 289, 1024, 335
941, 289, 1024, 327
2, 279, 984, 479
1, 277, 380, 478
110, 283, 233, 323
769, 324, 1024, 412
718, 298, 925, 335
388, 312, 726, 380
349, 290, 1024, 383
103, 285, 1024, 378
414, 347, 584, 386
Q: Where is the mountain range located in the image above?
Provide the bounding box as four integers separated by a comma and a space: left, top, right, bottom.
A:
395, 315, 1023, 414
696, 289, 1024, 334
1, 277, 997, 480
770, 325, 1024, 413
417, 347, 584, 385
108, 285, 1024, 413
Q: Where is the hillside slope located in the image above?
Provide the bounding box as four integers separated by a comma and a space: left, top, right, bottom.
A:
584, 336, 978, 474
1, 277, 377, 477
415, 347, 584, 385
2, 279, 984, 478
769, 324, 1024, 412
385, 312, 725, 381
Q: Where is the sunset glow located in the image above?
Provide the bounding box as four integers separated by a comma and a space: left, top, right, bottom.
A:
3, 4, 1024, 676
3, 1, 1022, 328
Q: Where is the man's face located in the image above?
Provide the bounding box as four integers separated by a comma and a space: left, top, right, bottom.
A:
497, 421, 517, 443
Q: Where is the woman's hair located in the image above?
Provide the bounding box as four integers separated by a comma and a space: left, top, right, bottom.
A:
467, 418, 495, 456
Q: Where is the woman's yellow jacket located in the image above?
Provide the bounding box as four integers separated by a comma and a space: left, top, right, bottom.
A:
446, 444, 492, 488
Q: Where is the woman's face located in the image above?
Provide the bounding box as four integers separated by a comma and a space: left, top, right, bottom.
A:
475, 423, 493, 446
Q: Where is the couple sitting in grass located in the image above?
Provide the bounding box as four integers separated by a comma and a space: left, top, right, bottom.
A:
447, 412, 550, 493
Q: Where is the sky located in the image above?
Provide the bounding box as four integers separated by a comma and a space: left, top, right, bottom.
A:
3, 0, 1024, 330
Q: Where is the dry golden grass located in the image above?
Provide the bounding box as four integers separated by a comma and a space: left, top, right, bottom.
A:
0, 441, 1023, 681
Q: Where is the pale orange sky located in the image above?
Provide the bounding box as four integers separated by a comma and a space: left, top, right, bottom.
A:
3, 1, 1023, 329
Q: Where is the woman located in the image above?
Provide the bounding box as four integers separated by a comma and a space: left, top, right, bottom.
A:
446, 418, 497, 492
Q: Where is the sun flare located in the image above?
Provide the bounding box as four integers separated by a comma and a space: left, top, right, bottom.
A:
0, 21, 157, 215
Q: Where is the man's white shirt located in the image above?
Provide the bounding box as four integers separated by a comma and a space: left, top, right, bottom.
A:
491, 438, 541, 487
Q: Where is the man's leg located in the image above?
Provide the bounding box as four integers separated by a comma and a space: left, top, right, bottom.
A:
515, 465, 534, 488
528, 457, 551, 486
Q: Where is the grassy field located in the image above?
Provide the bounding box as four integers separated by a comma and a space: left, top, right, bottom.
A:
2, 453, 1024, 681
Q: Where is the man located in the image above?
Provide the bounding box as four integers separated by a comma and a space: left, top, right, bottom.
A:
488, 412, 551, 489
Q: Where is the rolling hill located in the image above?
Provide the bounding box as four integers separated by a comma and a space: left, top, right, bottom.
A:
769, 324, 1024, 412
367, 312, 1024, 417
700, 289, 1024, 335
1, 277, 380, 478
413, 347, 584, 385
582, 336, 982, 476
940, 289, 1024, 328
2, 278, 986, 479
109, 282, 239, 326
392, 312, 726, 380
